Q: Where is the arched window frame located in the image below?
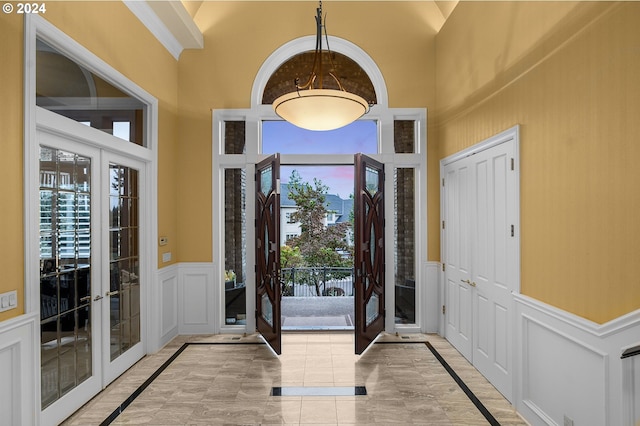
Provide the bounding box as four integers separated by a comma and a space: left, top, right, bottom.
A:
213, 36, 428, 334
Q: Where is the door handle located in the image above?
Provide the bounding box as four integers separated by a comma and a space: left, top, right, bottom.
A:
461, 279, 477, 287
93, 295, 103, 301
80, 296, 91, 303
106, 290, 120, 297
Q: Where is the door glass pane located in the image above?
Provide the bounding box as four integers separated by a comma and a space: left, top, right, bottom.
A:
365, 167, 379, 195
366, 292, 379, 326
109, 164, 140, 361
261, 293, 273, 326
36, 38, 147, 146
394, 168, 416, 324
260, 166, 273, 194
39, 146, 92, 409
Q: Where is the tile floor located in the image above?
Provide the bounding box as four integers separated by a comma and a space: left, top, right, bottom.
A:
62, 333, 527, 425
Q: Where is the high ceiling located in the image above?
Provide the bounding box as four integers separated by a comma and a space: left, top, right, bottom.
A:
126, 1, 459, 60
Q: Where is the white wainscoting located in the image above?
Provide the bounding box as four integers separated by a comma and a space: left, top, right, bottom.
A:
515, 294, 640, 426
0, 312, 38, 426
177, 262, 216, 335
153, 264, 179, 351
424, 261, 441, 333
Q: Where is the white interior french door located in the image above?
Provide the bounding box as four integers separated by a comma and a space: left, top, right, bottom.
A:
101, 152, 146, 384
38, 130, 103, 426
37, 119, 147, 425
441, 128, 519, 402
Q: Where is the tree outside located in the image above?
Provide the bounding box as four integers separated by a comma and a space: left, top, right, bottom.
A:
283, 170, 353, 296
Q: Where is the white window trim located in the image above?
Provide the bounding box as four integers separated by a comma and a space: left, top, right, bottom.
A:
214, 36, 428, 334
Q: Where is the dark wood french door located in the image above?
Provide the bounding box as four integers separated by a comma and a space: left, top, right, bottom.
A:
255, 154, 282, 354
354, 153, 386, 354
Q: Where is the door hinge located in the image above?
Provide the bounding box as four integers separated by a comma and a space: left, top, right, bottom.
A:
511, 224, 515, 237
442, 263, 445, 272
511, 158, 515, 171
442, 178, 445, 187
442, 220, 445, 230
442, 305, 446, 315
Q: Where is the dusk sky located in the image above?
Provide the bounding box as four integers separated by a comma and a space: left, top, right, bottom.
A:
263, 120, 377, 197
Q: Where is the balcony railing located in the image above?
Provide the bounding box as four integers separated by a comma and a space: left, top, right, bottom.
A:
281, 267, 354, 297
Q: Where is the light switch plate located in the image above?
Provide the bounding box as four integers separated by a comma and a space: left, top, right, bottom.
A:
0, 290, 17, 313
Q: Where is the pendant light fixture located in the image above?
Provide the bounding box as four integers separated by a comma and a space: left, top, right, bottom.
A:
272, 1, 370, 131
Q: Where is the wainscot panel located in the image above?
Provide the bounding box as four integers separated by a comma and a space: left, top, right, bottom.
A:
0, 313, 38, 426
515, 294, 640, 426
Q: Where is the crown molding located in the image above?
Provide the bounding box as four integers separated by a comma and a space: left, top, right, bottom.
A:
124, 0, 203, 61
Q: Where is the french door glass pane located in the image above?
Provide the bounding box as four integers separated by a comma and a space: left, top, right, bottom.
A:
109, 164, 140, 361
394, 168, 416, 324
39, 146, 92, 409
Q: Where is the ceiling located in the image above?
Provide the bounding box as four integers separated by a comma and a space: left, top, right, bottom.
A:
125, 1, 459, 60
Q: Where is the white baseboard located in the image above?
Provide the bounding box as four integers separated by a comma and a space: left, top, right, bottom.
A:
0, 313, 38, 426
514, 294, 640, 426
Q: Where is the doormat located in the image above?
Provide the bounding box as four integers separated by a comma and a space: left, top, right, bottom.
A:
282, 314, 353, 327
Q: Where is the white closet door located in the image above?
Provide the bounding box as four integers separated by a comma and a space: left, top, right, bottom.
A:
442, 129, 518, 403
470, 141, 516, 402
443, 161, 473, 361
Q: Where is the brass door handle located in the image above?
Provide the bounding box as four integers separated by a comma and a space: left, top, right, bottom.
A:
106, 290, 120, 297
461, 279, 477, 287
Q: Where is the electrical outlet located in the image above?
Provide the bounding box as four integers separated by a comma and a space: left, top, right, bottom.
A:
162, 252, 172, 263
564, 415, 574, 426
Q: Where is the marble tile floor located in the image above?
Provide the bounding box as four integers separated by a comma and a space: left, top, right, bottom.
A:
62, 333, 528, 425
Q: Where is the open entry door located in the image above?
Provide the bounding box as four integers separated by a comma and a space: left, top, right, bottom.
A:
255, 154, 282, 354
354, 153, 385, 354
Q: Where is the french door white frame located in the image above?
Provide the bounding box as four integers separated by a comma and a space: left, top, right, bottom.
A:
24, 14, 158, 424
212, 107, 428, 336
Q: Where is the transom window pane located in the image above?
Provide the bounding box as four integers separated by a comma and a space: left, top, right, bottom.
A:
263, 120, 377, 154
36, 38, 147, 146
224, 121, 246, 154
394, 120, 415, 153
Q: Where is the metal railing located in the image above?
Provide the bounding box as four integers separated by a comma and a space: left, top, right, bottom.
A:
281, 267, 354, 297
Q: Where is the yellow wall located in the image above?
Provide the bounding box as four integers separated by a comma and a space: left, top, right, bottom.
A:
0, 2, 179, 321
0, 13, 25, 321
4, 1, 637, 325
436, 2, 640, 323
177, 1, 439, 262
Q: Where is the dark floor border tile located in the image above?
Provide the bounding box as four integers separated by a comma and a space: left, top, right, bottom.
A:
425, 341, 501, 426
271, 386, 367, 396
99, 341, 265, 426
